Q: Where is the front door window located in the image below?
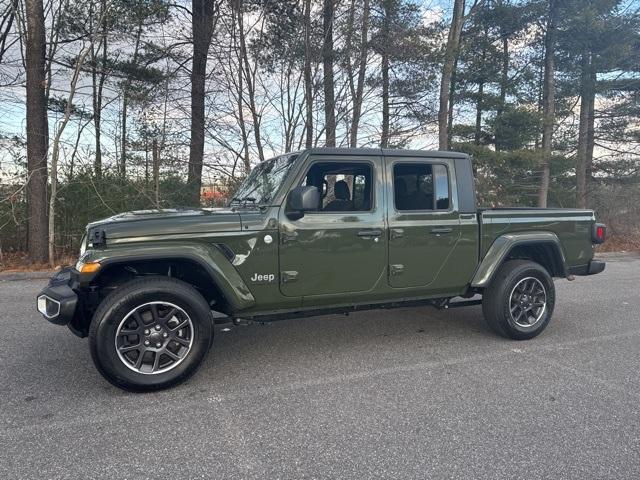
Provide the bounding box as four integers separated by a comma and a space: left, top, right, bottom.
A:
300, 162, 374, 213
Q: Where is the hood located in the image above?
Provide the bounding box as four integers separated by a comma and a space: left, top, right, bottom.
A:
86, 208, 242, 241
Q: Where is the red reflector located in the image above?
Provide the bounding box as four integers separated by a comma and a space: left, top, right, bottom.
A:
597, 226, 604, 239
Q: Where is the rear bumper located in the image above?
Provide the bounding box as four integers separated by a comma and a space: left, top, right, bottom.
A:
37, 267, 86, 335
569, 259, 606, 276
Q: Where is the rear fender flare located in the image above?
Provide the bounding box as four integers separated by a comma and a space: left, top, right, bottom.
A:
471, 231, 568, 288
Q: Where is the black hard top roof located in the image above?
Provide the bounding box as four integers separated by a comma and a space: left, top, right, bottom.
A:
302, 147, 469, 159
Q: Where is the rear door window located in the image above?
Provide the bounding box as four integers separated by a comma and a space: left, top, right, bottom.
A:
393, 163, 450, 211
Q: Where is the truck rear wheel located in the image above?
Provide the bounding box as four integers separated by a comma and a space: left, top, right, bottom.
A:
482, 260, 555, 340
89, 277, 213, 391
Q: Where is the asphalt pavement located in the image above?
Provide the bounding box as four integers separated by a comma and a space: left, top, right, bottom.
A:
1, 254, 639, 479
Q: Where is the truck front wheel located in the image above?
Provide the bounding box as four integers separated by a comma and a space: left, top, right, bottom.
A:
89, 277, 213, 391
482, 260, 555, 340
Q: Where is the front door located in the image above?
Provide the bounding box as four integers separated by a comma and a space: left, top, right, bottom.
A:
278, 155, 387, 298
386, 156, 461, 289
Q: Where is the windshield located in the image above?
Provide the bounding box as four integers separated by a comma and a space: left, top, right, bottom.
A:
230, 153, 299, 206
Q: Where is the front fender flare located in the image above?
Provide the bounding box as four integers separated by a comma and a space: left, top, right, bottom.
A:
471, 231, 568, 288
82, 242, 255, 311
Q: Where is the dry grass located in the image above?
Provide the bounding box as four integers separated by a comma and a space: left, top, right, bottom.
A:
596, 232, 640, 253
0, 251, 76, 273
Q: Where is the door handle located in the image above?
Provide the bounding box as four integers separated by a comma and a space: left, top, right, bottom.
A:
357, 229, 383, 237
281, 232, 298, 244
390, 228, 404, 239
390, 264, 404, 276
281, 271, 298, 283
430, 227, 453, 235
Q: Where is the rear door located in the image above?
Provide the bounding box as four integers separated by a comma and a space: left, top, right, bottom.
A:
385, 156, 461, 289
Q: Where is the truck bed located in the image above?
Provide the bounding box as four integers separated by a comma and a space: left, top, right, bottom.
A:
478, 208, 596, 269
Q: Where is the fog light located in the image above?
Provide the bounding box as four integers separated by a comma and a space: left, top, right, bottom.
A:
37, 295, 60, 318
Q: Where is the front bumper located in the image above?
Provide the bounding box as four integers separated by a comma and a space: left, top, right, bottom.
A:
37, 267, 84, 334
569, 259, 606, 276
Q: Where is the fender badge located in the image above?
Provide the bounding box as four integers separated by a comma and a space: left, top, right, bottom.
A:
264, 234, 273, 245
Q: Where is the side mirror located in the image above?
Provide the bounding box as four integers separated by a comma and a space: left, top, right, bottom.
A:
287, 186, 320, 219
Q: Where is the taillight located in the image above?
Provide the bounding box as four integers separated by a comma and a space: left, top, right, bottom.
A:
592, 223, 606, 244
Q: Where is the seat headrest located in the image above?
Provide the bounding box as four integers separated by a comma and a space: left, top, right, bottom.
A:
334, 180, 350, 200
395, 177, 408, 196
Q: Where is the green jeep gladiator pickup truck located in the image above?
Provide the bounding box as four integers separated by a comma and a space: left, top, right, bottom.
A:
37, 148, 606, 391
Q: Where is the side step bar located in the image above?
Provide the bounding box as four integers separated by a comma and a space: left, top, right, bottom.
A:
438, 298, 483, 310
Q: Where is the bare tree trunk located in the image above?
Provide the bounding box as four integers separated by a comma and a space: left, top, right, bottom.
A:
380, 0, 392, 148
0, 0, 18, 65
438, 0, 465, 150
45, 0, 64, 101
230, 1, 250, 173
322, 0, 336, 147
236, 0, 264, 162
303, 0, 313, 149
238, 81, 251, 174
535, 43, 544, 150
68, 117, 91, 181
24, 0, 49, 263
278, 63, 304, 152
188, 0, 217, 205
474, 82, 483, 145
380, 61, 389, 147
447, 57, 458, 146
576, 51, 594, 209
145, 138, 149, 184
152, 138, 160, 208
49, 44, 92, 266
322, 0, 337, 200
91, 45, 101, 176
120, 23, 142, 177
498, 36, 508, 115
585, 69, 596, 202
345, 0, 357, 140
474, 32, 487, 145
350, 0, 370, 148
494, 34, 509, 151
538, 0, 557, 208
120, 94, 128, 174
92, 0, 108, 178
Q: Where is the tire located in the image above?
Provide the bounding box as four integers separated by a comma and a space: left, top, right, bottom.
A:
89, 277, 213, 392
482, 260, 555, 340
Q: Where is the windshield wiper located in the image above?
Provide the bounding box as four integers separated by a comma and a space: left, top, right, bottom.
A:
230, 196, 258, 208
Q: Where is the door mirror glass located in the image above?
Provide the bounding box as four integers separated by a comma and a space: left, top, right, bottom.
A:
287, 186, 320, 218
